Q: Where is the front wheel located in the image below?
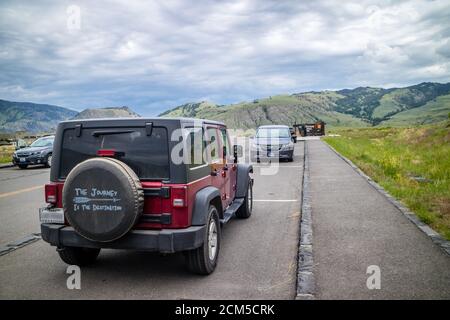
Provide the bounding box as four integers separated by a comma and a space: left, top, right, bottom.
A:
185, 205, 221, 275
45, 154, 52, 168
57, 247, 100, 266
236, 179, 253, 219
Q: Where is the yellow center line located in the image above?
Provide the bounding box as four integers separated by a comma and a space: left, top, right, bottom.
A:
0, 185, 43, 199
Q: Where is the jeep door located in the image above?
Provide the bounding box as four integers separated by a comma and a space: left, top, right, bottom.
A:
206, 126, 228, 209
219, 126, 235, 205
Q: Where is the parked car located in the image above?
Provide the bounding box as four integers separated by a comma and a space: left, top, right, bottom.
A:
251, 125, 296, 162
12, 135, 54, 169
39, 118, 253, 275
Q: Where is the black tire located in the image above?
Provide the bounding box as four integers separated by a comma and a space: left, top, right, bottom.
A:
45, 153, 52, 168
185, 205, 221, 275
63, 157, 144, 242
236, 180, 253, 219
57, 247, 100, 266
18, 164, 28, 169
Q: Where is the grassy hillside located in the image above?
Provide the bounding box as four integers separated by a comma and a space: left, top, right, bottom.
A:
324, 122, 450, 240
161, 82, 450, 129
161, 93, 369, 129
0, 99, 77, 133
380, 94, 450, 126
217, 93, 369, 128
334, 87, 389, 121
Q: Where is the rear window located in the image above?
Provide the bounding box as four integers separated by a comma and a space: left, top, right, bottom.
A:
59, 127, 169, 180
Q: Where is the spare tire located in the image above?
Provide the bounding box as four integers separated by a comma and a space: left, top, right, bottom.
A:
63, 157, 144, 242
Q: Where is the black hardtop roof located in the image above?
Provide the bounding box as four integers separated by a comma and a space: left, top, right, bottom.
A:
59, 117, 225, 126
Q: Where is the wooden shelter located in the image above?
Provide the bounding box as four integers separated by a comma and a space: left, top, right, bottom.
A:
293, 121, 325, 137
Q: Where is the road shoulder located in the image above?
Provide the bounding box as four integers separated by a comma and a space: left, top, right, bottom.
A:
308, 139, 450, 299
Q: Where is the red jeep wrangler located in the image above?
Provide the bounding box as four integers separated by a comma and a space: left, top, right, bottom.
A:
40, 118, 253, 274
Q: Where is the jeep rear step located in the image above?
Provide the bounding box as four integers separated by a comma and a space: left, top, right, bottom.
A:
220, 198, 244, 224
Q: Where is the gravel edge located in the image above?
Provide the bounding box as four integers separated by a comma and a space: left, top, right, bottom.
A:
0, 163, 15, 169
324, 141, 450, 256
296, 140, 316, 300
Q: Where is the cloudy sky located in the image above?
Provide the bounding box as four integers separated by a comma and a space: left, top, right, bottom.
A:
0, 0, 449, 116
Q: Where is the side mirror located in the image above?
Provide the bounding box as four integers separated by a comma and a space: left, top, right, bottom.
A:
233, 145, 243, 162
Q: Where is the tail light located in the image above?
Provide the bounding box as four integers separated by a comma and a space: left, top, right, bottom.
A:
45, 183, 58, 205
171, 186, 187, 208
97, 149, 116, 157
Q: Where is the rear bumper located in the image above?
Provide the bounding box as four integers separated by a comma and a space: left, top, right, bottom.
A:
41, 223, 206, 253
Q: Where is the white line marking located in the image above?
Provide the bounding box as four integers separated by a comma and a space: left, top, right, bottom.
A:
253, 165, 303, 168
253, 199, 300, 202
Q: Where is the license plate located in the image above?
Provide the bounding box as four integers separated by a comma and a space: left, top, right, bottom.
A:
20, 158, 26, 162
39, 207, 64, 224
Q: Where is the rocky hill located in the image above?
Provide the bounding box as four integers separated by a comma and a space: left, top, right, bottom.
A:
71, 106, 140, 120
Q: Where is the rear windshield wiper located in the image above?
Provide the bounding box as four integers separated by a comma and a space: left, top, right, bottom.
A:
92, 129, 136, 137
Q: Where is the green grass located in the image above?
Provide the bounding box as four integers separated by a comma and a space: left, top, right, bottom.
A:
372, 88, 410, 119
324, 122, 450, 240
0, 145, 14, 164
380, 94, 450, 126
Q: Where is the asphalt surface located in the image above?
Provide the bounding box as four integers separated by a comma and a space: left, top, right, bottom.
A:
308, 140, 450, 299
0, 166, 48, 245
0, 144, 304, 299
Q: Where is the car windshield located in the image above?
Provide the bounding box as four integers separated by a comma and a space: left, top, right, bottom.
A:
256, 128, 291, 138
30, 137, 53, 147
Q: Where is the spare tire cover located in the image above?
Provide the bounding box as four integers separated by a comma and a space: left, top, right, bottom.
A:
63, 157, 144, 242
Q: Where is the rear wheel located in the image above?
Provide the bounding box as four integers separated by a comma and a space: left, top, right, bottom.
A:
18, 164, 28, 169
57, 247, 100, 266
236, 180, 253, 219
185, 205, 220, 275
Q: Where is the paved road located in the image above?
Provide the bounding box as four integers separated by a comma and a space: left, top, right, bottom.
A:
308, 140, 450, 299
0, 144, 304, 299
0, 166, 48, 245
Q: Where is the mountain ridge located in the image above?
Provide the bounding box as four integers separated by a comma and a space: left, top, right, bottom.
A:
0, 101, 141, 133
160, 82, 450, 128
1, 81, 449, 133
0, 99, 78, 133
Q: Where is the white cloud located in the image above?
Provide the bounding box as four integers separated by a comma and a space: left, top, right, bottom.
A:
0, 0, 449, 115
